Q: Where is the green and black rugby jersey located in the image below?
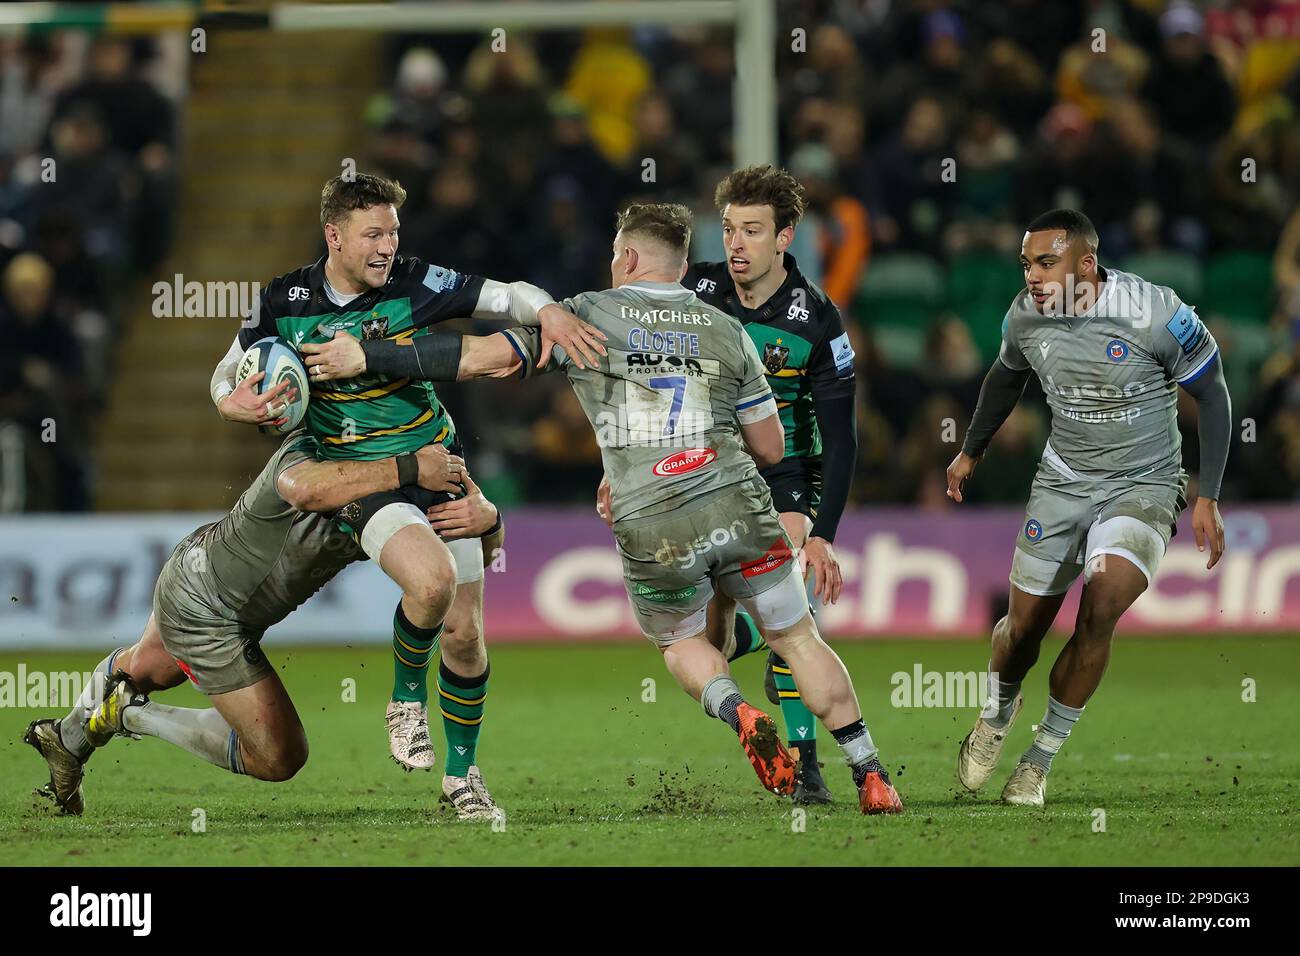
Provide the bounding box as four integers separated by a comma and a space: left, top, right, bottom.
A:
684, 254, 855, 460
238, 255, 483, 460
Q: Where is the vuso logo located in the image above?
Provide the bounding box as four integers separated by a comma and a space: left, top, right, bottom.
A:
1106, 339, 1130, 362
652, 447, 717, 477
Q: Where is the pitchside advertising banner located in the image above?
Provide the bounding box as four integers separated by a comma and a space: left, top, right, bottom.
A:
1, 506, 1298, 648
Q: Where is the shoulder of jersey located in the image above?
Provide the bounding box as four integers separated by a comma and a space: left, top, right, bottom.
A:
1110, 266, 1179, 313
265, 265, 317, 311
685, 260, 730, 294
1003, 287, 1035, 326
798, 273, 839, 322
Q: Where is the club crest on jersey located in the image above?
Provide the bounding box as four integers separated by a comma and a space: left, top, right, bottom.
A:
762, 340, 790, 374
1024, 518, 1043, 541
1106, 339, 1129, 363
361, 315, 389, 340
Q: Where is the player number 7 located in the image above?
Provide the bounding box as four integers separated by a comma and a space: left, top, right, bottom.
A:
647, 375, 687, 436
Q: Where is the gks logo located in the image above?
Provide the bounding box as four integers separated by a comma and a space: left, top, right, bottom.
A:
652, 448, 717, 477
1106, 339, 1130, 363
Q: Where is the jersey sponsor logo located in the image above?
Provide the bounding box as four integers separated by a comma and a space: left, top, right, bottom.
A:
1106, 339, 1130, 362
1024, 518, 1043, 541
633, 581, 699, 604
651, 447, 717, 477
829, 331, 855, 374
695, 278, 717, 294
741, 537, 793, 578
762, 340, 790, 374
361, 315, 389, 340
287, 285, 311, 301
423, 264, 463, 293
788, 288, 810, 322
653, 519, 750, 570
1165, 304, 1207, 357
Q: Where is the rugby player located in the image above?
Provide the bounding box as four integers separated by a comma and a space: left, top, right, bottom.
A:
308, 202, 902, 813
212, 173, 601, 819
24, 431, 469, 815
593, 166, 855, 803
681, 165, 857, 803
946, 209, 1231, 805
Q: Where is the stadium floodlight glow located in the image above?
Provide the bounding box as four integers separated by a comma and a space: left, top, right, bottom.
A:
271, 0, 778, 167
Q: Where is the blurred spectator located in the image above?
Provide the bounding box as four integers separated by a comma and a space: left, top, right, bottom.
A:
621, 90, 701, 202
401, 161, 510, 281
660, 31, 734, 165
526, 385, 604, 502
788, 143, 870, 310
0, 252, 89, 509
1141, 4, 1236, 150
873, 95, 954, 255
564, 28, 652, 166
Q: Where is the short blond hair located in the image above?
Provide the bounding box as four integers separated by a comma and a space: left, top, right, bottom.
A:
615, 202, 693, 257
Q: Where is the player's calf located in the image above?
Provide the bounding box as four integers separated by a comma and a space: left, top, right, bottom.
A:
763, 618, 903, 814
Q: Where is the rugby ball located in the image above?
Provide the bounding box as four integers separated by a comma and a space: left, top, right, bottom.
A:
236, 336, 310, 434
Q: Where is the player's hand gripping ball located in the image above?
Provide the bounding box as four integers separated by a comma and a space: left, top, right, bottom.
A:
236, 337, 310, 434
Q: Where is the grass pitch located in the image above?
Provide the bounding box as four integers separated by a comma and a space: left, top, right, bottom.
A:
1, 636, 1295, 866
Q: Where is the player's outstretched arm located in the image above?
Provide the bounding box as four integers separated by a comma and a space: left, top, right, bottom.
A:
304, 330, 527, 383
276, 444, 465, 513
1180, 355, 1231, 569
948, 357, 1032, 503
471, 280, 606, 369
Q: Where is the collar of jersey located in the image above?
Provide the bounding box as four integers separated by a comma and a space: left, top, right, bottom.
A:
1062, 264, 1116, 323
621, 280, 694, 297
308, 254, 386, 313
725, 252, 802, 321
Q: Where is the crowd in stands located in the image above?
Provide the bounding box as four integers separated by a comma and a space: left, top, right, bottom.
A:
369, 0, 1300, 508
0, 33, 177, 510
5, 2, 1300, 513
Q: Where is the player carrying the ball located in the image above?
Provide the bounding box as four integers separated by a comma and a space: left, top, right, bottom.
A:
210, 173, 600, 819
946, 209, 1232, 805
308, 202, 903, 813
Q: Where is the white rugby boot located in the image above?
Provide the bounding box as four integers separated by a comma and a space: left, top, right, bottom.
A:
386, 700, 436, 771
1001, 759, 1048, 806
957, 695, 1023, 791
441, 766, 504, 822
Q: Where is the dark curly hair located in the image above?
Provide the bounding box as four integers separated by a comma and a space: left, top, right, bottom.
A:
713, 164, 807, 234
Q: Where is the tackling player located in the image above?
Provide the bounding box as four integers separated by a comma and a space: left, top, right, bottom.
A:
309, 202, 903, 813
212, 173, 600, 819
24, 433, 469, 814
946, 209, 1231, 805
